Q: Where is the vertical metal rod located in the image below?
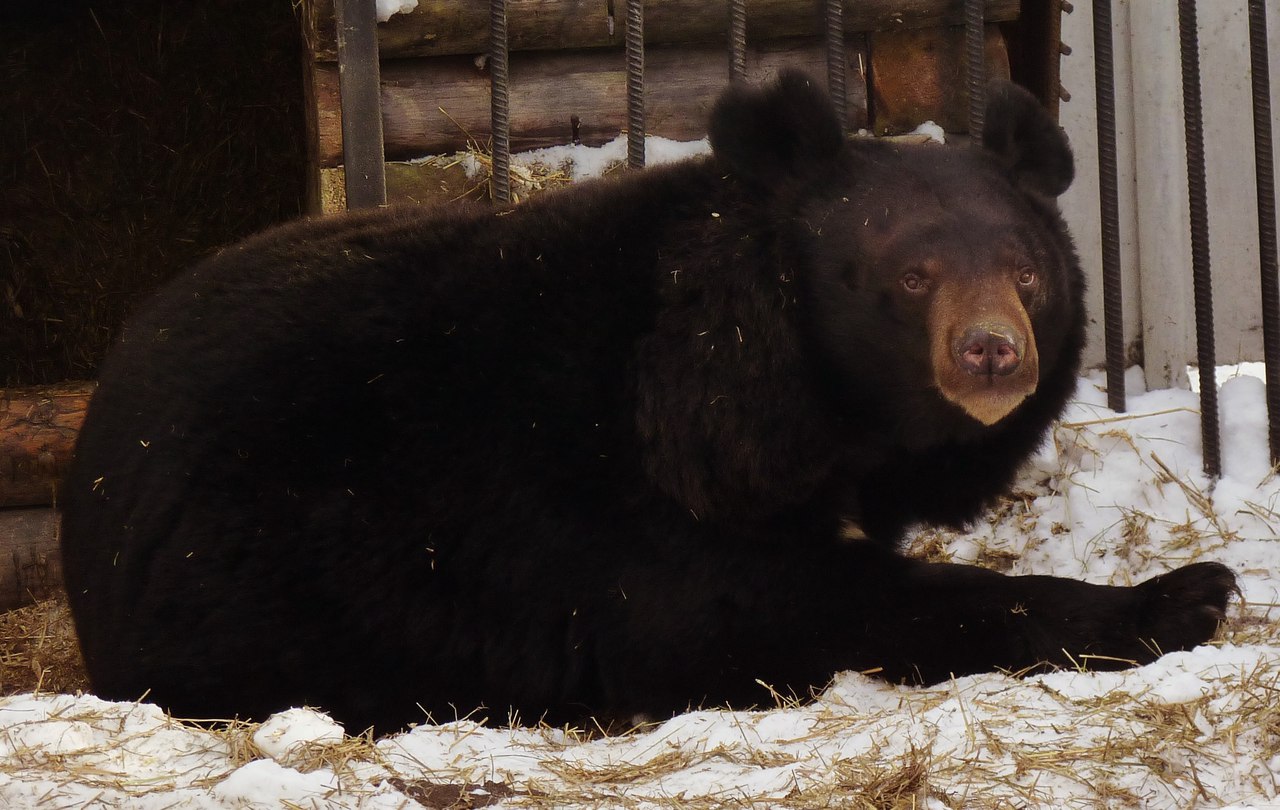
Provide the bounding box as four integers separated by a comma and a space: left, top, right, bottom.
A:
625, 0, 646, 169
334, 0, 387, 209
1248, 0, 1280, 464
1177, 0, 1220, 477
1093, 0, 1126, 412
728, 0, 747, 84
489, 0, 512, 204
825, 0, 847, 130
964, 0, 986, 146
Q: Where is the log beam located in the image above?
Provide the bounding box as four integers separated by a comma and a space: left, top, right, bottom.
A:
870, 23, 1011, 135
313, 38, 869, 165
0, 508, 61, 611
303, 0, 1019, 61
1, 384, 92, 509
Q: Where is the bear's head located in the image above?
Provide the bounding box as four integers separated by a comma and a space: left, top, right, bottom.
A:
710, 71, 1081, 446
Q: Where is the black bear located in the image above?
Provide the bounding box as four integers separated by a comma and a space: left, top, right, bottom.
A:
61, 72, 1235, 734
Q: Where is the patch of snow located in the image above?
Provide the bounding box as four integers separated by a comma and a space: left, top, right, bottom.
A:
911, 120, 946, 143
252, 707, 344, 765
375, 0, 417, 23
213, 759, 342, 807
459, 135, 712, 184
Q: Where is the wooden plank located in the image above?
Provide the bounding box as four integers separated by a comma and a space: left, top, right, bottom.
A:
304, 0, 1020, 61
1, 384, 93, 509
313, 37, 870, 165
0, 508, 62, 611
869, 23, 1011, 135
1003, 0, 1062, 116
335, 0, 388, 208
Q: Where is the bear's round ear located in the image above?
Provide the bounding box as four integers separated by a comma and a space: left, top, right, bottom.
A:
981, 81, 1074, 198
709, 70, 845, 188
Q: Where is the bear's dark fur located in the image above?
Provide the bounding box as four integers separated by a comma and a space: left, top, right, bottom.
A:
61, 73, 1235, 734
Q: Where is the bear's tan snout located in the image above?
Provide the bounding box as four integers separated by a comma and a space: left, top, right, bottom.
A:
930, 281, 1040, 426
953, 323, 1024, 378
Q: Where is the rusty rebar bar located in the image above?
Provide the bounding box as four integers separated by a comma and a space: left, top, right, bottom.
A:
1248, 0, 1280, 464
965, 0, 986, 146
729, 0, 747, 84
626, 0, 645, 169
1178, 0, 1220, 477
825, 0, 846, 129
489, 0, 511, 203
1093, 0, 1126, 412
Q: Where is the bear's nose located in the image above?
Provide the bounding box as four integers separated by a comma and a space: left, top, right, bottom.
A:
954, 325, 1022, 377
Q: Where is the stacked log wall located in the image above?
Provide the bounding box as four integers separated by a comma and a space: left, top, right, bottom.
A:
301, 0, 1041, 211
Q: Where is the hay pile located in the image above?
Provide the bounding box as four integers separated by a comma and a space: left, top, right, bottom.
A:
0, 598, 86, 697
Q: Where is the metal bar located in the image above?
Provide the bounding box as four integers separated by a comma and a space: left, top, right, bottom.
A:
490, 0, 512, 203
334, 0, 387, 209
825, 0, 847, 129
728, 0, 747, 84
965, 0, 986, 146
626, 0, 645, 169
1177, 0, 1220, 477
1093, 0, 1125, 413
1248, 0, 1280, 464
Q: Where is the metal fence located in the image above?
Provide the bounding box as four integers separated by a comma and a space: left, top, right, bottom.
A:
1078, 0, 1279, 476
332, 0, 1280, 477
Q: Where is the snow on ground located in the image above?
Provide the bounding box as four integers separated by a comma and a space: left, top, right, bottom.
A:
453, 134, 713, 185
0, 367, 1276, 808
374, 0, 418, 24
450, 123, 945, 188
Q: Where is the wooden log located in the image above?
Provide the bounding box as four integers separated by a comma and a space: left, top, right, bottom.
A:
303, 0, 1020, 61
0, 508, 62, 610
334, 0, 389, 208
313, 37, 869, 165
869, 23, 1011, 135
0, 384, 93, 509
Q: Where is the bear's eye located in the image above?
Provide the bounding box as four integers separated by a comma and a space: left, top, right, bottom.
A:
1018, 267, 1038, 287
901, 272, 927, 293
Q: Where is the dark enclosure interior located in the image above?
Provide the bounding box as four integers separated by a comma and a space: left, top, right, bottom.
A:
1, 0, 306, 387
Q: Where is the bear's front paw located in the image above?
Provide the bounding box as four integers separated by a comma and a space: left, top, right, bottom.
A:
1133, 561, 1237, 659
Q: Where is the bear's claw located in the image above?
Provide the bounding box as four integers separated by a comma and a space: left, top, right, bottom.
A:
1135, 561, 1238, 656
